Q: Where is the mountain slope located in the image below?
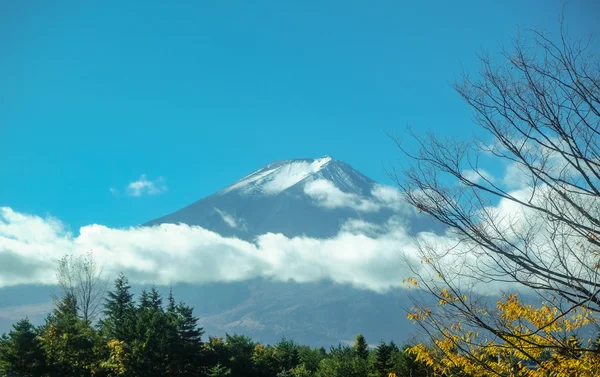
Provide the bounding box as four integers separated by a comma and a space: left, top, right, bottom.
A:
145, 156, 437, 240
141, 156, 441, 346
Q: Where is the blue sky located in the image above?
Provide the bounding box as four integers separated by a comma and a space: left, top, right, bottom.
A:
1, 0, 599, 230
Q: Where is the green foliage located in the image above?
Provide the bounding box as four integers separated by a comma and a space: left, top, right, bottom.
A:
373, 341, 396, 377
101, 273, 135, 343
252, 343, 279, 377
225, 333, 256, 376
388, 345, 430, 377
208, 362, 231, 377
353, 334, 369, 360
292, 363, 312, 377
40, 294, 101, 377
275, 338, 300, 372
0, 318, 45, 376
203, 336, 229, 371
168, 302, 205, 376
0, 272, 434, 377
316, 345, 368, 377
298, 345, 326, 373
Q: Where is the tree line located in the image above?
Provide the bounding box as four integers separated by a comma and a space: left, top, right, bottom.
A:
0, 271, 432, 377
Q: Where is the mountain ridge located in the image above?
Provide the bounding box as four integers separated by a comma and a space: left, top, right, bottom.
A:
144, 156, 400, 240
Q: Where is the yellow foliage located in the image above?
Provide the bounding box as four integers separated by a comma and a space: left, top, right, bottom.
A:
407, 292, 600, 376
402, 277, 419, 290
100, 339, 128, 376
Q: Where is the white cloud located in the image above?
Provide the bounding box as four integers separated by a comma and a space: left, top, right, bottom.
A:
126, 175, 167, 197
213, 208, 246, 231
371, 184, 412, 214
303, 180, 381, 212
501, 162, 530, 190
462, 169, 496, 185
0, 206, 425, 292
303, 180, 412, 215
3, 149, 594, 297
1, 179, 587, 295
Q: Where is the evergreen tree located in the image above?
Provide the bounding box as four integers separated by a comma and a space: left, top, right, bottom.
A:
171, 302, 204, 376
298, 345, 326, 374
56, 293, 78, 317
353, 334, 369, 360
138, 289, 151, 309
374, 341, 393, 377
102, 273, 135, 342
167, 288, 176, 313
131, 294, 171, 377
275, 338, 300, 372
0, 318, 45, 377
149, 286, 163, 311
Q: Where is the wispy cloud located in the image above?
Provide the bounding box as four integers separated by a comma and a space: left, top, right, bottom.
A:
303, 180, 381, 212
214, 208, 246, 231
126, 175, 167, 197
303, 180, 411, 214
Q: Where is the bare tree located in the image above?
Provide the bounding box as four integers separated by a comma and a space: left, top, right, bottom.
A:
391, 20, 600, 369
54, 252, 108, 324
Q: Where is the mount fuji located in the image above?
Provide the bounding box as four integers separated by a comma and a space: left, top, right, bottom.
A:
146, 156, 438, 240
139, 156, 442, 346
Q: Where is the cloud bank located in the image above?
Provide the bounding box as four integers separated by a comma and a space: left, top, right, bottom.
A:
2, 160, 573, 295
0, 205, 429, 292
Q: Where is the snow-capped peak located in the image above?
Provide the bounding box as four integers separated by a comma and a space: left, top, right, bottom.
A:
221, 156, 334, 196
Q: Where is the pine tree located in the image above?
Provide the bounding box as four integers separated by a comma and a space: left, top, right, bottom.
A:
138, 289, 151, 309
102, 273, 135, 342
353, 334, 369, 360
172, 302, 204, 376
167, 287, 176, 313
374, 341, 393, 377
56, 293, 78, 318
131, 287, 171, 377
275, 338, 300, 372
0, 318, 46, 376
149, 286, 163, 311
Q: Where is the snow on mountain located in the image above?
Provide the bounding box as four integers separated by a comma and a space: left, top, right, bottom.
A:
221, 156, 334, 196
145, 156, 440, 241
217, 155, 376, 198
